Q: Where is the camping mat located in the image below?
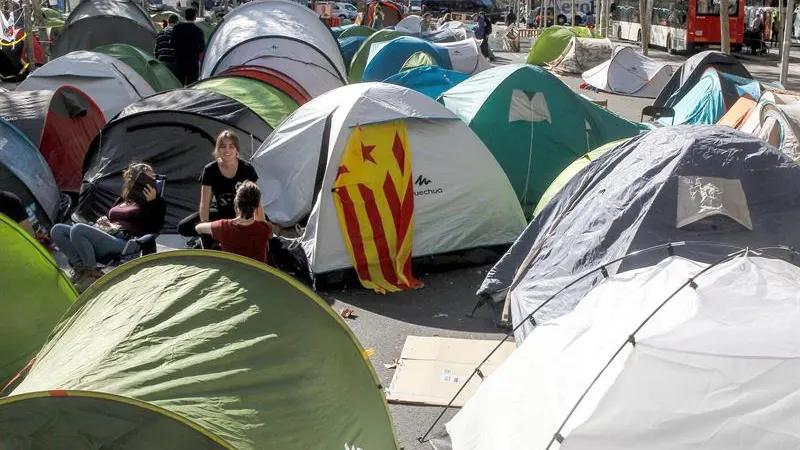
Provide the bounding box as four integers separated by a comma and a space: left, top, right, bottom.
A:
386, 336, 515, 407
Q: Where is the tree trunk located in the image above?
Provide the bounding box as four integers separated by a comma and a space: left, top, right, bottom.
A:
540, 0, 546, 28
571, 0, 575, 24
719, 0, 730, 53
639, 0, 648, 54
23, 0, 34, 72
598, 0, 605, 36
780, 0, 794, 85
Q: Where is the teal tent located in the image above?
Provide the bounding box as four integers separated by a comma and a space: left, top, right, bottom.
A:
349, 28, 408, 82
664, 68, 761, 126
0, 251, 399, 449
439, 64, 649, 214
362, 36, 452, 82
384, 65, 468, 99
527, 26, 593, 66
95, 43, 182, 92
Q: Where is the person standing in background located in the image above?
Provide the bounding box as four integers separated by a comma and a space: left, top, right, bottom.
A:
154, 14, 180, 79
771, 14, 780, 47
171, 8, 205, 85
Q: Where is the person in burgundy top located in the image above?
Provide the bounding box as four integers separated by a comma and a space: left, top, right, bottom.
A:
195, 181, 273, 263
51, 163, 166, 288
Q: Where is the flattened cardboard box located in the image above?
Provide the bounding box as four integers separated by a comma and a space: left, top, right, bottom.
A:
386, 335, 516, 407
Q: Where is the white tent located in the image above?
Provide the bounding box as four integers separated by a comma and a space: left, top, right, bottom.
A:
449, 254, 800, 450
548, 37, 613, 75
581, 46, 674, 98
17, 51, 155, 121
396, 14, 422, 33
251, 83, 526, 276
200, 0, 347, 98
736, 92, 800, 162
437, 39, 491, 75
439, 20, 473, 38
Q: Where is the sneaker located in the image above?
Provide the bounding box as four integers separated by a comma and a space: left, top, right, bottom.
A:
186, 236, 202, 249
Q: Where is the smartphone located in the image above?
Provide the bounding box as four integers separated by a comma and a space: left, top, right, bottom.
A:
132, 172, 155, 203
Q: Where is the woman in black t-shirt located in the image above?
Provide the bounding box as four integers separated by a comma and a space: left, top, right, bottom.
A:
177, 130, 259, 248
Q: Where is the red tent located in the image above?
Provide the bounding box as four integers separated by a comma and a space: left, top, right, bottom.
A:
220, 65, 312, 105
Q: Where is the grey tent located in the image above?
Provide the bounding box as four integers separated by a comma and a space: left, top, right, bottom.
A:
653, 50, 752, 108
52, 0, 157, 58
478, 125, 800, 343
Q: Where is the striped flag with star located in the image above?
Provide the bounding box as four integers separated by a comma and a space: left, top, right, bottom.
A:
332, 120, 422, 294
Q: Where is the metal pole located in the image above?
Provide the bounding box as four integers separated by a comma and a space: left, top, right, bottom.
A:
540, 0, 546, 28
719, 0, 730, 53
571, 0, 575, 24
780, 0, 794, 86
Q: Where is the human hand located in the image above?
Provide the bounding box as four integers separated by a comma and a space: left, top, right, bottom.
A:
144, 185, 157, 201
255, 204, 267, 222
96, 216, 110, 227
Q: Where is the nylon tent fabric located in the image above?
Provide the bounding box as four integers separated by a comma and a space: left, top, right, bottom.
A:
450, 255, 800, 450
477, 125, 800, 343
435, 39, 490, 75
527, 25, 593, 66
95, 43, 182, 92
0, 214, 76, 387
396, 14, 422, 32
547, 37, 612, 75
0, 87, 104, 193
201, 0, 347, 98
251, 82, 526, 276
220, 65, 312, 105
417, 26, 468, 43
362, 36, 452, 82
0, 120, 60, 228
75, 89, 267, 231
338, 24, 375, 39
51, 0, 157, 58
439, 64, 648, 215
401, 51, 438, 70
581, 46, 674, 98
1, 251, 399, 449
664, 68, 761, 126
18, 51, 156, 122
749, 101, 800, 162
384, 65, 468, 99
349, 28, 408, 82
192, 76, 299, 129
338, 35, 368, 68
654, 50, 753, 108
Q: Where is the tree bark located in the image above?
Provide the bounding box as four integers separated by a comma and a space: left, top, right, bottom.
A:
598, 0, 605, 36
780, 0, 794, 85
719, 0, 730, 53
639, 0, 648, 54
23, 0, 35, 71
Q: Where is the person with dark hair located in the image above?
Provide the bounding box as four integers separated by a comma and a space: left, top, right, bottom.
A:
155, 14, 180, 77
195, 181, 274, 263
177, 129, 259, 249
51, 163, 166, 288
171, 7, 205, 85
0, 190, 34, 236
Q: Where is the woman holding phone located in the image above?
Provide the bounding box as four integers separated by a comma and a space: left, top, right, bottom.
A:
51, 162, 166, 289
177, 129, 259, 249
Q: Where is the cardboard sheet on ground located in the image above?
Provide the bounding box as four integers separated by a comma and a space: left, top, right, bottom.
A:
386, 336, 515, 407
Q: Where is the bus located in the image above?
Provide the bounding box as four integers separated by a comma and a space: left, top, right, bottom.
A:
611, 0, 745, 53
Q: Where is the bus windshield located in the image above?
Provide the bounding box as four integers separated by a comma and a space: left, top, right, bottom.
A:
696, 0, 738, 16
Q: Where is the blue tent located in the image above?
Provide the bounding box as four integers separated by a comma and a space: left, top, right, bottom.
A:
664, 68, 761, 126
384, 66, 469, 99
362, 36, 452, 82
0, 119, 60, 229
339, 36, 368, 68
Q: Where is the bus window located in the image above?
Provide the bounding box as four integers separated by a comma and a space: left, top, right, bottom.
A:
696, 0, 737, 16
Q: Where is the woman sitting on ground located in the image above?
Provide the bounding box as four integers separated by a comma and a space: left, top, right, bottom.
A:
51, 163, 166, 286
177, 129, 259, 248
195, 181, 274, 263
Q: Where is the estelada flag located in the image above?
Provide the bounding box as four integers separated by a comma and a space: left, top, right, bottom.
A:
332, 120, 422, 294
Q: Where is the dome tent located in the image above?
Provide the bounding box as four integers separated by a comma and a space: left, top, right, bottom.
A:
95, 43, 182, 92
251, 83, 526, 278
547, 37, 613, 75
666, 68, 760, 126
527, 26, 593, 66
384, 65, 468, 99
654, 50, 752, 108
201, 0, 347, 98
478, 125, 800, 343
349, 28, 408, 83
219, 65, 312, 105
338, 35, 369, 68
582, 46, 674, 98
52, 0, 157, 58
0, 251, 399, 449
0, 214, 76, 387
362, 36, 452, 82
451, 254, 800, 450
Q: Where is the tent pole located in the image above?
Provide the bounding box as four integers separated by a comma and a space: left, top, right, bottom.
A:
780, 0, 794, 86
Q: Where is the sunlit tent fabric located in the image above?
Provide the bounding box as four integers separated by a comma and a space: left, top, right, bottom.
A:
0, 120, 60, 228
52, 0, 157, 58
478, 125, 800, 343
527, 26, 593, 66
734, 92, 800, 162
349, 29, 407, 82
582, 46, 674, 98
338, 35, 368, 68
437, 20, 472, 39
450, 255, 800, 450
75, 89, 268, 231
384, 66, 468, 99
654, 50, 752, 108
439, 64, 648, 215
0, 88, 104, 193
18, 51, 155, 122
0, 251, 399, 449
547, 37, 612, 75
665, 68, 760, 126
0, 214, 78, 386
95, 43, 182, 92
395, 14, 422, 32
0, 214, 75, 387
220, 65, 312, 105
437, 38, 490, 75
362, 36, 452, 82
337, 24, 375, 39
401, 51, 437, 70
201, 0, 347, 98
251, 83, 526, 277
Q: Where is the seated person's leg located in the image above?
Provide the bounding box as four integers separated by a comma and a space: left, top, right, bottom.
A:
51, 224, 83, 268
177, 212, 202, 237
69, 223, 126, 268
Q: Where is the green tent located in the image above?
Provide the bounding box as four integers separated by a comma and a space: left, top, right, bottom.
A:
0, 214, 76, 385
527, 26, 593, 66
0, 251, 399, 449
192, 77, 299, 130
439, 64, 648, 215
401, 51, 438, 71
339, 24, 375, 39
195, 20, 215, 43
532, 138, 630, 218
95, 43, 182, 92
348, 28, 407, 82
41, 7, 65, 28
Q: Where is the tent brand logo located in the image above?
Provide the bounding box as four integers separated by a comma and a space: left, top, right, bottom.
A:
344, 444, 364, 450
415, 175, 432, 186
414, 174, 443, 197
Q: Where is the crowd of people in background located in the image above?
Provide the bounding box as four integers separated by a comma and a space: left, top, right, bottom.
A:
153, 7, 206, 85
